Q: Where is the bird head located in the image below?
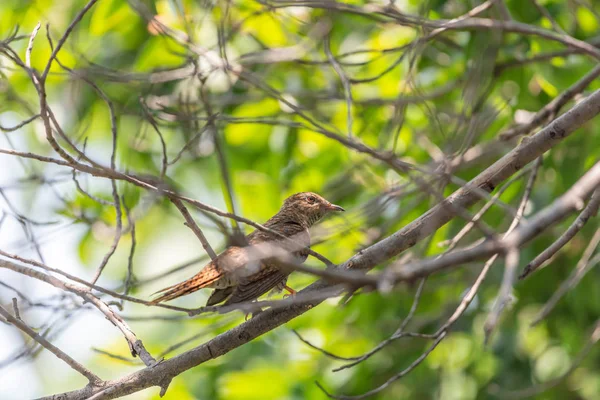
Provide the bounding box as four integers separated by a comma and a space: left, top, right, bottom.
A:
281, 192, 345, 227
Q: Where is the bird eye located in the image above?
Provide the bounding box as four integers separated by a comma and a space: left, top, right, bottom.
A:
307, 196, 316, 204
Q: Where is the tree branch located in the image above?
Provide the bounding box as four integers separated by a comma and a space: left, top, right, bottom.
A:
0, 303, 101, 385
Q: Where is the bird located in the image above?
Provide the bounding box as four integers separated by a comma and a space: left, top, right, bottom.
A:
150, 192, 344, 308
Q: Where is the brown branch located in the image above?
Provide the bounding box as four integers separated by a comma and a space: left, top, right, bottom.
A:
40, 0, 99, 81
483, 247, 519, 342
292, 329, 358, 361
0, 248, 192, 314
90, 179, 123, 285
170, 197, 218, 260
122, 199, 137, 298
0, 113, 40, 132
494, 45, 598, 74
440, 169, 528, 249
529, 0, 566, 35
324, 35, 353, 137
11, 297, 21, 320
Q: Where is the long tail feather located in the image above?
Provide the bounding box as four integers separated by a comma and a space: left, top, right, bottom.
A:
150, 267, 222, 304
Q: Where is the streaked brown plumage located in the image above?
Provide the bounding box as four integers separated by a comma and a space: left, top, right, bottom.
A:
151, 192, 344, 306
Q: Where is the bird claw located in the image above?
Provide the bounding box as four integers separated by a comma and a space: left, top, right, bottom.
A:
244, 307, 263, 321
283, 285, 297, 299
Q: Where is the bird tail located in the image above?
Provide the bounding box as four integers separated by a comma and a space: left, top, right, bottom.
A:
150, 266, 222, 304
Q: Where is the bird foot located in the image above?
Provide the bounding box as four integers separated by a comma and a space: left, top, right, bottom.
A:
244, 307, 263, 321
283, 285, 297, 298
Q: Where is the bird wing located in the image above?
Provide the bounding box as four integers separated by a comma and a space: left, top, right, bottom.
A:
206, 287, 234, 306
222, 221, 309, 305
154, 218, 309, 305
223, 268, 289, 305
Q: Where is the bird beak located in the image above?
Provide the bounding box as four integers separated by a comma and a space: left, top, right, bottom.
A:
326, 203, 345, 212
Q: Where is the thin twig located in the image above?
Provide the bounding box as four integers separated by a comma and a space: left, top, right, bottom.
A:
532, 228, 600, 325
170, 197, 218, 260
90, 179, 123, 285
520, 188, 600, 279
41, 0, 99, 80
490, 319, 600, 399
0, 114, 40, 132
0, 303, 101, 384
483, 157, 541, 341
324, 35, 353, 137
11, 297, 21, 320
332, 278, 427, 371
317, 332, 447, 399
501, 64, 600, 140
0, 259, 157, 367
25, 22, 41, 68
483, 247, 519, 342
122, 199, 137, 297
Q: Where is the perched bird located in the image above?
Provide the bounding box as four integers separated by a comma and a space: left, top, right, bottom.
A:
151, 192, 344, 307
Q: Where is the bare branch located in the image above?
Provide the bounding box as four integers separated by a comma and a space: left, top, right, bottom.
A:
330, 278, 427, 371
11, 297, 21, 320
520, 188, 600, 279
391, 160, 600, 283
170, 197, 218, 260
532, 228, 600, 325
0, 259, 157, 367
324, 35, 353, 137
25, 22, 41, 68
483, 157, 541, 341
317, 332, 447, 400
0, 303, 101, 385
483, 247, 519, 342
501, 64, 600, 141
490, 319, 600, 399
41, 0, 99, 81
0, 114, 40, 133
